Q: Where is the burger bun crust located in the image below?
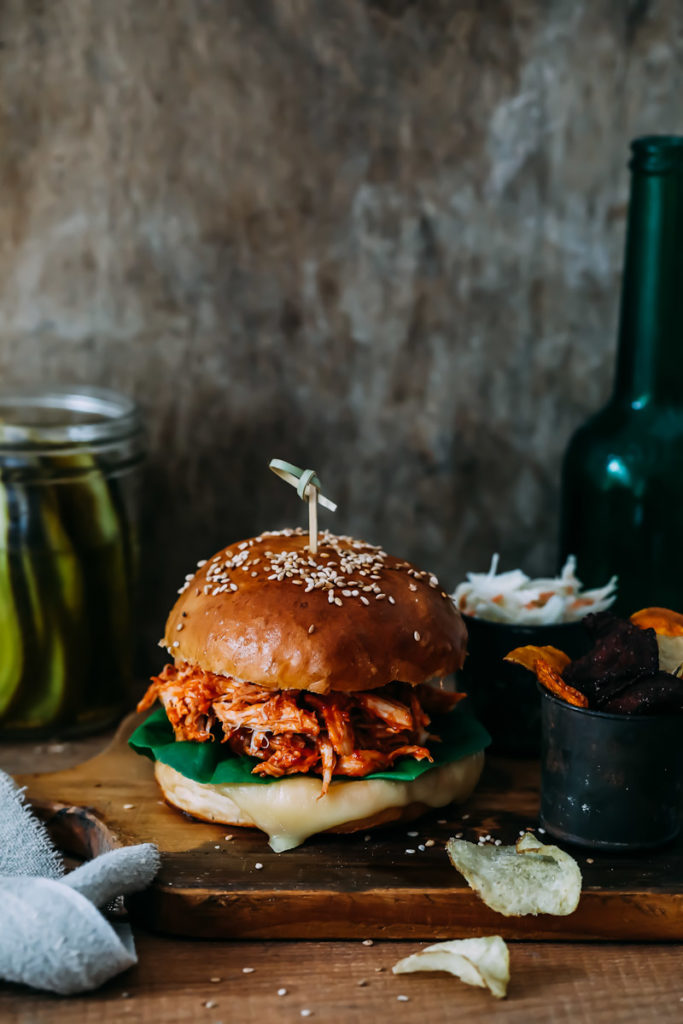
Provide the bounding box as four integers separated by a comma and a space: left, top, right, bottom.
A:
165, 530, 467, 693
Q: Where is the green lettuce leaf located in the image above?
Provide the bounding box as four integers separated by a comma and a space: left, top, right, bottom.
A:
128, 704, 490, 786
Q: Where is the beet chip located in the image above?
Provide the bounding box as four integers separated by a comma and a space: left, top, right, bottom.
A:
601, 673, 683, 715
562, 613, 659, 707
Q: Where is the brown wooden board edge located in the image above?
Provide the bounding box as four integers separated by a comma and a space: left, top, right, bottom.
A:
126, 886, 683, 942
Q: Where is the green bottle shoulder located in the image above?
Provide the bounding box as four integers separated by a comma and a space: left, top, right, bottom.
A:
563, 400, 683, 476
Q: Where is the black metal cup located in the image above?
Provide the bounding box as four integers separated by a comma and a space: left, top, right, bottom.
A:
540, 687, 683, 850
457, 615, 590, 757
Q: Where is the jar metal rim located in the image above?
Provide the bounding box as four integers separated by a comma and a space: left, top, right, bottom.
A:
0, 386, 142, 451
538, 683, 680, 722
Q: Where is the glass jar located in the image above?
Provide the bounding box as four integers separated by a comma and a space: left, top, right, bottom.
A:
0, 387, 144, 738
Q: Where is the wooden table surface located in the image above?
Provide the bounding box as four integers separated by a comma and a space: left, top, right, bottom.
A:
2, 735, 683, 1024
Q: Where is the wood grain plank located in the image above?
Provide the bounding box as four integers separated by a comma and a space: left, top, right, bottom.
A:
2, 937, 683, 1024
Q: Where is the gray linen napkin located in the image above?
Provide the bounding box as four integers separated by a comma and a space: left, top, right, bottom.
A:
0, 769, 160, 994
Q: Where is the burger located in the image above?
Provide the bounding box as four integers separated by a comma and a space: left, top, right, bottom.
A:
130, 528, 489, 851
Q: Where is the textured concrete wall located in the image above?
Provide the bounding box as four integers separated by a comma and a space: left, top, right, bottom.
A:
1, 0, 682, 654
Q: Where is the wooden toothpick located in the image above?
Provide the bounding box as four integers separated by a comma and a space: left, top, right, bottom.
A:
268, 459, 336, 555
308, 483, 319, 554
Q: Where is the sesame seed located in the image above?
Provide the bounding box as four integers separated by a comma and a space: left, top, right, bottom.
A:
455, 832, 463, 838
251, 571, 258, 577
586, 857, 594, 864
224, 835, 233, 841
538, 827, 546, 834
172, 640, 180, 648
197, 559, 207, 567
278, 988, 288, 996
375, 594, 386, 600
388, 596, 396, 604
254, 862, 263, 870
301, 1011, 313, 1018
407, 831, 418, 837
362, 939, 374, 946
425, 839, 435, 848
413, 631, 420, 641
242, 967, 255, 974
409, 583, 417, 591
308, 625, 316, 634
230, 583, 238, 591
210, 977, 221, 983
357, 979, 368, 987
334, 597, 343, 606
418, 844, 426, 852
360, 596, 370, 605
176, 623, 183, 631
123, 804, 135, 810
204, 1000, 218, 1009
397, 995, 410, 1002
405, 849, 416, 855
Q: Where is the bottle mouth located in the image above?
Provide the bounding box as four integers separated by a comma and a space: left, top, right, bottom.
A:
630, 135, 683, 174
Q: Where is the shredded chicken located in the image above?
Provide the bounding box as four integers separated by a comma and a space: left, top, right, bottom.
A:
138, 663, 465, 795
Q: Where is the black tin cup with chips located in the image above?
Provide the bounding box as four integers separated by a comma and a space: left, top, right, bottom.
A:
508, 609, 683, 850
539, 690, 683, 849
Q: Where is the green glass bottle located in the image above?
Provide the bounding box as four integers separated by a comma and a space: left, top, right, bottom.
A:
560, 136, 683, 614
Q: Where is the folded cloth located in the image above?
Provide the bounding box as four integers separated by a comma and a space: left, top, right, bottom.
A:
0, 769, 160, 995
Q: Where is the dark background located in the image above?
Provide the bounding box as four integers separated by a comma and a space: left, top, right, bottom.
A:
1, 0, 682, 654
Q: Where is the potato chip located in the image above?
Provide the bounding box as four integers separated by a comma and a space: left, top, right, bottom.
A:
655, 634, 683, 677
504, 644, 571, 675
392, 936, 509, 999
446, 833, 582, 917
631, 607, 683, 637
535, 658, 588, 708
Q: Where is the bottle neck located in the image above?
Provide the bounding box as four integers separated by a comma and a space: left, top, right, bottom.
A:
613, 138, 683, 409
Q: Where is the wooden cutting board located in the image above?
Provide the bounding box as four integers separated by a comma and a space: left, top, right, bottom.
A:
18, 713, 683, 941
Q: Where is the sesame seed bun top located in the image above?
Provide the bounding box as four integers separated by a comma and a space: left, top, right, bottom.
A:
164, 529, 467, 694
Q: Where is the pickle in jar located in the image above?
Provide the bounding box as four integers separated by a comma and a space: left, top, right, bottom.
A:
0, 479, 24, 716
2, 477, 86, 731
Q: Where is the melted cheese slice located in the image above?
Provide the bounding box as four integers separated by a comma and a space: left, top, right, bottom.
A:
156, 751, 485, 852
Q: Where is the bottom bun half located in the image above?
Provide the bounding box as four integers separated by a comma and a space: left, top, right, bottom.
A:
155, 750, 485, 852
